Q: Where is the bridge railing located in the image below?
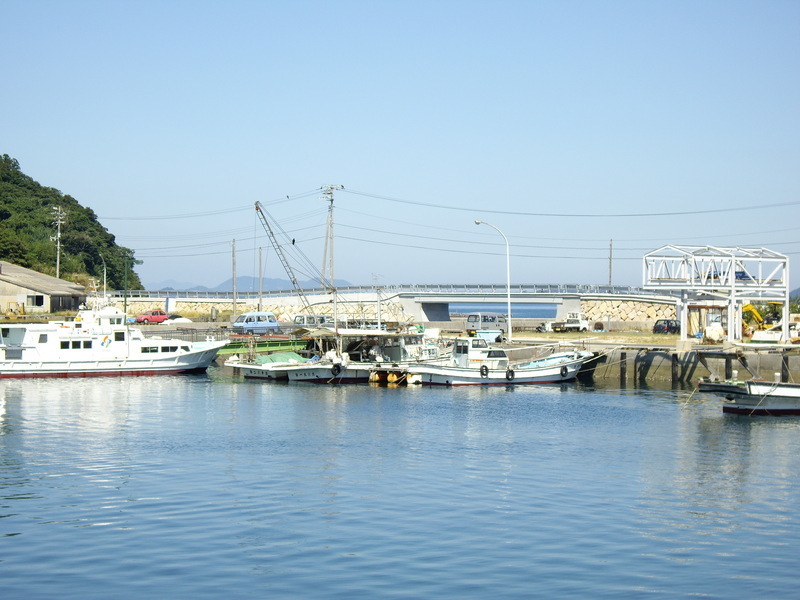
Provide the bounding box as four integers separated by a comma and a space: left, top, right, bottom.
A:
107, 283, 668, 300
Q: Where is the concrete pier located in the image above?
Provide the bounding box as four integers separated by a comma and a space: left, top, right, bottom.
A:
579, 344, 800, 385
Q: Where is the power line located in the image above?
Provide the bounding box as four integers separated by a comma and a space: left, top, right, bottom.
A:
343, 188, 800, 218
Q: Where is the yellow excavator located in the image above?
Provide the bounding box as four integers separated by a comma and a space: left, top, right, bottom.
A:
4, 302, 25, 320
742, 302, 783, 336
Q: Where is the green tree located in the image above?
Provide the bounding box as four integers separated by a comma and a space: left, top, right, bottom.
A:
0, 154, 142, 288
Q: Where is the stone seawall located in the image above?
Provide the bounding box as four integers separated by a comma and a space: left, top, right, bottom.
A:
581, 298, 676, 327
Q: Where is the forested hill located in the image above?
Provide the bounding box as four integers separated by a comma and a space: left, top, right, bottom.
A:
0, 154, 141, 289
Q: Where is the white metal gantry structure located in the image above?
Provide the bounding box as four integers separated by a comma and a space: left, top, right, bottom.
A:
643, 245, 790, 343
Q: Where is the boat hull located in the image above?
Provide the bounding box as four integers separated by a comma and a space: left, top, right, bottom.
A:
0, 343, 227, 378
408, 355, 588, 386
722, 380, 800, 416
285, 363, 372, 384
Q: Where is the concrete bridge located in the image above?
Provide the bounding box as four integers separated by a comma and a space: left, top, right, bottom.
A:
110, 283, 679, 325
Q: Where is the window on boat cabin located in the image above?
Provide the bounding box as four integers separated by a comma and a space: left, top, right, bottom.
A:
5, 348, 22, 360
181, 346, 190, 352
114, 332, 125, 342
161, 346, 178, 353
83, 341, 92, 349
38, 334, 47, 344
142, 346, 158, 353
61, 341, 69, 349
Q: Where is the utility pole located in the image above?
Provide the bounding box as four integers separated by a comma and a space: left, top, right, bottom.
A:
258, 246, 264, 312
608, 239, 613, 286
51, 206, 66, 278
232, 239, 238, 320
320, 184, 344, 289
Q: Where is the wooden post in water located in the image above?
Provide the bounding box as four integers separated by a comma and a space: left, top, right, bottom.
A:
620, 352, 627, 384
671, 353, 678, 384
725, 357, 732, 380
781, 353, 789, 382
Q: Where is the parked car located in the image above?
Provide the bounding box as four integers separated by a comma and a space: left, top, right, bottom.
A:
653, 319, 680, 334
135, 310, 170, 324
231, 311, 281, 335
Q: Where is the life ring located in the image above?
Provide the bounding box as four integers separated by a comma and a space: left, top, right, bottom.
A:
480, 365, 489, 378
331, 363, 342, 377
560, 365, 568, 378
505, 369, 515, 381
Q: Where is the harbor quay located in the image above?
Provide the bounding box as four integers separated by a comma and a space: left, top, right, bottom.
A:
109, 286, 800, 384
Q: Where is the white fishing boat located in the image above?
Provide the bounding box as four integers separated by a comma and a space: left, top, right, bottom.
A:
406, 337, 594, 386
699, 376, 800, 415
0, 303, 228, 378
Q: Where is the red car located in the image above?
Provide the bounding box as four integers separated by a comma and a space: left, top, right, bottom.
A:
135, 310, 170, 324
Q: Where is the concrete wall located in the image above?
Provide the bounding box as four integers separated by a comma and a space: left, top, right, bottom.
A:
584, 346, 799, 383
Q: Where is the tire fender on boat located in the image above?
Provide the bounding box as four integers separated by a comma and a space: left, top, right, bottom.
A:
331, 363, 342, 377
480, 365, 489, 378
505, 369, 514, 381
560, 365, 568, 378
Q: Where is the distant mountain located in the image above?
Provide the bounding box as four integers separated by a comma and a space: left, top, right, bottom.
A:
145, 278, 204, 291
145, 276, 351, 292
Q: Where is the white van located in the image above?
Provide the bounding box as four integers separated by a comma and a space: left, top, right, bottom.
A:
293, 314, 335, 327
465, 312, 509, 336
231, 311, 281, 335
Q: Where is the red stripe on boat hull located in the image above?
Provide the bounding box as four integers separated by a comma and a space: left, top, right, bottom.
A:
0, 367, 209, 378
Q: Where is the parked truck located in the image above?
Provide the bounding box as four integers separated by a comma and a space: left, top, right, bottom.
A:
550, 312, 589, 333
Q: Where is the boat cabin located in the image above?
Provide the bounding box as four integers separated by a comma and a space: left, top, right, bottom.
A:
452, 337, 508, 369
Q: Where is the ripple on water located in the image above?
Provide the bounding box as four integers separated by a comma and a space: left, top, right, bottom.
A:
1, 376, 799, 598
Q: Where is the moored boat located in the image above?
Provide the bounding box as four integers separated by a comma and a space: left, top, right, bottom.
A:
406, 337, 594, 386
0, 303, 228, 378
726, 380, 800, 416
231, 326, 446, 384
698, 376, 800, 415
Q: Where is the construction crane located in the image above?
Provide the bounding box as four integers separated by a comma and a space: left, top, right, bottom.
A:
254, 201, 314, 314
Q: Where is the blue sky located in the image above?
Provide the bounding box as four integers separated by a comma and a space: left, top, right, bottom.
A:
4, 0, 799, 290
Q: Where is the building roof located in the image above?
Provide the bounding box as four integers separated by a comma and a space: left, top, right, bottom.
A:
0, 261, 85, 297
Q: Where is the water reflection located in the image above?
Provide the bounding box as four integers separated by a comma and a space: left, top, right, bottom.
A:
2, 373, 799, 598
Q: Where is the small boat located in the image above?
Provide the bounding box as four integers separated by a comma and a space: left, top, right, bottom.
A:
406, 337, 594, 386
0, 303, 228, 378
225, 351, 309, 380
700, 376, 800, 415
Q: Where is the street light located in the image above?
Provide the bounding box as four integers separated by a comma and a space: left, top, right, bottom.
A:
475, 220, 512, 342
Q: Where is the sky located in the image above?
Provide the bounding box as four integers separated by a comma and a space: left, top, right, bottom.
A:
3, 0, 799, 290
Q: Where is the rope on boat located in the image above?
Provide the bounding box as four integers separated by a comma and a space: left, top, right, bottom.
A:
748, 380, 779, 417
681, 385, 699, 407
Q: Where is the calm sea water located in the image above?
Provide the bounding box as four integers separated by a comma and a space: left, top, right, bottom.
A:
449, 303, 556, 319
2, 369, 799, 599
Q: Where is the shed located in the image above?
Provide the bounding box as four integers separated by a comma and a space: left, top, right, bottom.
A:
0, 261, 86, 314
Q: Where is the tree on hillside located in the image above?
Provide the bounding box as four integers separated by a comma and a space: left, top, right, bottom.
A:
0, 154, 142, 288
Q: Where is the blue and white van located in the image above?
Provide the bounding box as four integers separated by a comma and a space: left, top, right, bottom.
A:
231, 311, 281, 335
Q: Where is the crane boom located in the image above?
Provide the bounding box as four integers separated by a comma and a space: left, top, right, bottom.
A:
254, 201, 313, 313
